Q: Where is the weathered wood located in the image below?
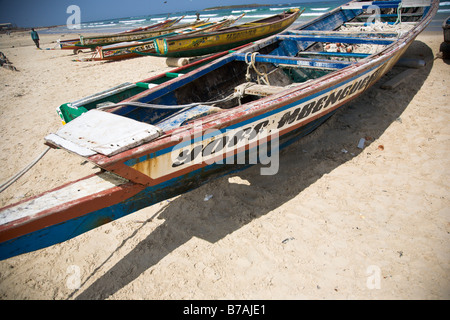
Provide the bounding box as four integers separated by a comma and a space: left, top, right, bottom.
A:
233, 53, 353, 70
380, 68, 417, 89
342, 0, 431, 9
45, 109, 162, 157
234, 82, 285, 97
297, 51, 371, 59
166, 57, 191, 67
287, 29, 399, 38
276, 34, 395, 45
0, 173, 128, 226
343, 21, 418, 27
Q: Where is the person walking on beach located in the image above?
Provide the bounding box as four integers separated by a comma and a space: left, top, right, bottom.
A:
30, 28, 40, 49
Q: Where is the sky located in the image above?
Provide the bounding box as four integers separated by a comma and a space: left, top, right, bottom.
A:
0, 0, 332, 28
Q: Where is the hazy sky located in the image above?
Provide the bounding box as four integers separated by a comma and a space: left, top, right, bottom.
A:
0, 0, 332, 28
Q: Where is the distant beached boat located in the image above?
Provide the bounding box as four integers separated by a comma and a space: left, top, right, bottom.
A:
92, 14, 245, 61
96, 8, 303, 59
58, 16, 208, 53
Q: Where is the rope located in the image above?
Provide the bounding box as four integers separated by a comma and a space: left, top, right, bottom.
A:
244, 52, 270, 85
96, 95, 236, 111
0, 94, 241, 193
0, 146, 51, 193
395, 2, 403, 25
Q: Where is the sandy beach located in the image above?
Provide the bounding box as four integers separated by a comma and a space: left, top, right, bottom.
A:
0, 28, 448, 300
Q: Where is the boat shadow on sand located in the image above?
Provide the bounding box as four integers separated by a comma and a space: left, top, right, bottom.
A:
72, 40, 433, 299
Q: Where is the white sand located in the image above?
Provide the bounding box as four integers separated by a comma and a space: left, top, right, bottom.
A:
0, 30, 448, 299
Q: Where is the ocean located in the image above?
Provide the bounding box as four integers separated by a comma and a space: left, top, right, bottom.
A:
41, 0, 450, 35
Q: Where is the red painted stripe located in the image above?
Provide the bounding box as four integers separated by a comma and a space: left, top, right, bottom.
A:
0, 181, 144, 243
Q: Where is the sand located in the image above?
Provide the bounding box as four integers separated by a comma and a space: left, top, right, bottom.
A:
0, 29, 448, 300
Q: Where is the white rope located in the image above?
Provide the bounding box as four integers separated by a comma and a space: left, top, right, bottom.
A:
244, 52, 270, 85
395, 2, 403, 25
0, 146, 51, 193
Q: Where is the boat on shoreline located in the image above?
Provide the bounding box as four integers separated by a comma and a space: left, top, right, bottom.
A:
0, 0, 438, 260
58, 16, 209, 53
97, 8, 302, 59
92, 14, 245, 61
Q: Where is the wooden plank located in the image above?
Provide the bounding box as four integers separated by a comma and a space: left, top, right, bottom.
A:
276, 34, 395, 45
343, 21, 418, 27
233, 53, 353, 70
380, 68, 417, 89
45, 109, 162, 157
0, 172, 128, 226
297, 51, 371, 58
234, 82, 285, 97
355, 13, 424, 18
287, 29, 399, 38
342, 0, 431, 9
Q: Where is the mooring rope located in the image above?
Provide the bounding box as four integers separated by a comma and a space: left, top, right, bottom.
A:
395, 2, 403, 25
244, 52, 270, 85
0, 146, 51, 193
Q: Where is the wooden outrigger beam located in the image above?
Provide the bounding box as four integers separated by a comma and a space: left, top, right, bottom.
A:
343, 21, 418, 26
355, 13, 424, 18
287, 29, 400, 38
296, 52, 371, 59
233, 53, 353, 70
276, 35, 396, 46
341, 0, 431, 9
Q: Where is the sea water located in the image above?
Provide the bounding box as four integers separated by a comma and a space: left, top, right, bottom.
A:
41, 1, 348, 34
41, 0, 449, 35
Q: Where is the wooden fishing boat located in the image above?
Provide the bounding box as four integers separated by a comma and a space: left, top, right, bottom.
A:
105, 8, 303, 59
94, 14, 245, 61
58, 17, 181, 50
58, 16, 186, 51
0, 0, 438, 260
58, 16, 206, 53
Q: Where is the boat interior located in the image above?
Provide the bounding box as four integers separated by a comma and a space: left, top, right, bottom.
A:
110, 2, 427, 127
48, 1, 432, 157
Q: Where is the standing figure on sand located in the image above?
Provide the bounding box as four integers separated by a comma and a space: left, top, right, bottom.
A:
30, 28, 40, 49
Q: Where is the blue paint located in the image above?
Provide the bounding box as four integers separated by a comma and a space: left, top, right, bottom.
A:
276, 35, 395, 46
297, 52, 371, 58
233, 53, 353, 69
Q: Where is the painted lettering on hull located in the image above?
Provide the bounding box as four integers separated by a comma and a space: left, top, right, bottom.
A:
130, 65, 384, 180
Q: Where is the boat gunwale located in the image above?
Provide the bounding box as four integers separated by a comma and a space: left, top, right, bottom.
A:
0, 177, 145, 242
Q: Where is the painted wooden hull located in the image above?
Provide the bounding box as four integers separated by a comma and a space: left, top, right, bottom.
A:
58, 16, 202, 50
98, 8, 303, 59
95, 15, 245, 61
0, 0, 438, 260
